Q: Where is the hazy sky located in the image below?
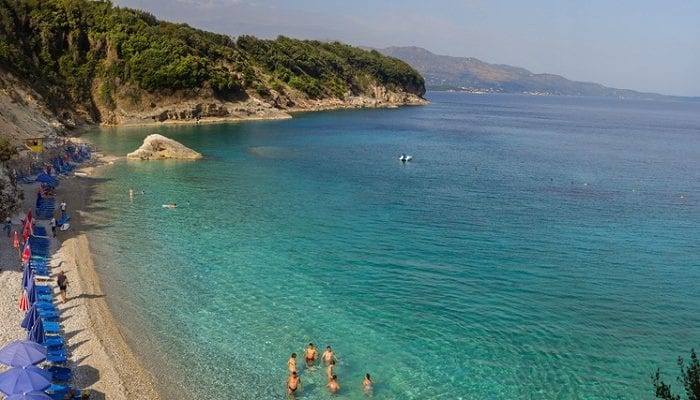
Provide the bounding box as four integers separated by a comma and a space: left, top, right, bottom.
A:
113, 0, 700, 96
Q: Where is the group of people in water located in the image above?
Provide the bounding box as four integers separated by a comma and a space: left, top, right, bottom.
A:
285, 343, 372, 398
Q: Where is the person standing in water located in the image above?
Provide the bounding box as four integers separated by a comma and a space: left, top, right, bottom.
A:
305, 343, 319, 366
326, 360, 336, 381
322, 346, 337, 365
363, 373, 373, 395
129, 188, 134, 201
285, 371, 302, 398
327, 374, 340, 394
287, 353, 297, 373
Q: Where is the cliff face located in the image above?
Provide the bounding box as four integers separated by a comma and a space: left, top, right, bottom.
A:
0, 0, 426, 129
0, 71, 64, 140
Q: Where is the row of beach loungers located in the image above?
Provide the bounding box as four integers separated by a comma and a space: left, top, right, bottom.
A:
12, 221, 86, 398
1, 145, 92, 399
14, 144, 91, 185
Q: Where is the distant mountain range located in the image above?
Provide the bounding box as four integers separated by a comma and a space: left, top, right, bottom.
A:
379, 46, 681, 100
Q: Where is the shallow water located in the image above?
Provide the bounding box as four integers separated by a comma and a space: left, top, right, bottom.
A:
82, 93, 700, 399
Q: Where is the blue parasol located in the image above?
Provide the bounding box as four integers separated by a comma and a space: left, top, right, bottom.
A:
6, 391, 53, 400
0, 341, 46, 367
20, 303, 38, 331
34, 174, 59, 187
0, 366, 52, 395
26, 278, 36, 304
21, 266, 33, 291
27, 318, 45, 345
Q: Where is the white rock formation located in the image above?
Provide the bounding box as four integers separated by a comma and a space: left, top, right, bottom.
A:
126, 134, 202, 160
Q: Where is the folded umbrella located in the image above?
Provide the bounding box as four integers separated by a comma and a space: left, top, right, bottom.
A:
27, 318, 45, 345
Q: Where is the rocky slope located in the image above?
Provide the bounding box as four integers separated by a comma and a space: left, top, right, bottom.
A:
0, 0, 425, 131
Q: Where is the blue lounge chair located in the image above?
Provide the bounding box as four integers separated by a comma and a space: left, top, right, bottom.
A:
43, 336, 64, 348
42, 320, 61, 333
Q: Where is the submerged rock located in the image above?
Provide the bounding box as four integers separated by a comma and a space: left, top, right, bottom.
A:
127, 134, 202, 160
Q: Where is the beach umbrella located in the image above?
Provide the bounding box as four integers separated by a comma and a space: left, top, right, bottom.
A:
34, 174, 58, 186
20, 303, 37, 331
27, 318, 45, 345
6, 391, 53, 400
0, 341, 46, 367
18, 291, 29, 312
21, 265, 33, 291
26, 278, 36, 305
0, 366, 51, 395
21, 242, 31, 264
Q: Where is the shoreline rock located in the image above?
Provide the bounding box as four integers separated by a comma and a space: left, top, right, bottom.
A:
126, 134, 203, 160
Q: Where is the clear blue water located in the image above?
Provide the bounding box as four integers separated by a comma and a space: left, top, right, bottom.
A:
82, 93, 700, 399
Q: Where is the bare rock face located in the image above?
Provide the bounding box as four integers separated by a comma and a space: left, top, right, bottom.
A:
127, 134, 202, 160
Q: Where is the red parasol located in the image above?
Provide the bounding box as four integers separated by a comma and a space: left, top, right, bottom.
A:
21, 242, 31, 264
19, 290, 29, 311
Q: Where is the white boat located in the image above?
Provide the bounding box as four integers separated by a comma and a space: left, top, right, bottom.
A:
399, 154, 413, 162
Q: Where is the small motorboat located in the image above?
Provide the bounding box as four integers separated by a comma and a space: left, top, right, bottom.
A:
399, 154, 413, 162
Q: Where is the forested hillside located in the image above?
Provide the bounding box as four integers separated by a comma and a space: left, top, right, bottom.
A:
0, 0, 425, 128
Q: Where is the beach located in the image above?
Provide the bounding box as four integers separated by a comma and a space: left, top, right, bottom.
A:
0, 150, 160, 399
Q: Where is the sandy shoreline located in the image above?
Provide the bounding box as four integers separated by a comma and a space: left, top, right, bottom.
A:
0, 152, 161, 399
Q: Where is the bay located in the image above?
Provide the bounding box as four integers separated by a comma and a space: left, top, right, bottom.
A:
82, 92, 700, 399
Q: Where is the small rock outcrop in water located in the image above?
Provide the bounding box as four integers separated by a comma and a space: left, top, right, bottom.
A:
127, 134, 202, 160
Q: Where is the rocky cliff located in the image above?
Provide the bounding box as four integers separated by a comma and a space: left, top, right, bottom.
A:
0, 0, 426, 130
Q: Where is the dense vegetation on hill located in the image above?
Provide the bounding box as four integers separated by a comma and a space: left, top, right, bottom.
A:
0, 0, 424, 125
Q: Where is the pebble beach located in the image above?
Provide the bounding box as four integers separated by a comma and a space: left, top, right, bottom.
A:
0, 151, 161, 399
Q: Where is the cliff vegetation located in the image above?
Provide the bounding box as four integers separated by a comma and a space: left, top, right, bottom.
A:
0, 0, 425, 128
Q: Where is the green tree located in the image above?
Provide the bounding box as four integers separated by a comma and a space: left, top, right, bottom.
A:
653, 348, 700, 400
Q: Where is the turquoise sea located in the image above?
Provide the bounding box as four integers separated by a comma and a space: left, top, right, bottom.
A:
82, 92, 700, 399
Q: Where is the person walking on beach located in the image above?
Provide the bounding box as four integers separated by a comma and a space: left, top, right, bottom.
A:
287, 353, 297, 373
60, 201, 67, 218
305, 343, 319, 366
285, 371, 302, 398
57, 271, 68, 303
322, 346, 337, 365
327, 374, 340, 394
50, 217, 57, 237
3, 217, 11, 237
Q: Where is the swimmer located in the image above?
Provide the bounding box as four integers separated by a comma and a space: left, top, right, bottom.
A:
285, 371, 302, 398
288, 353, 297, 373
163, 204, 177, 208
322, 346, 337, 365
327, 374, 340, 394
129, 187, 134, 200
326, 359, 336, 381
363, 373, 373, 394
305, 342, 319, 366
